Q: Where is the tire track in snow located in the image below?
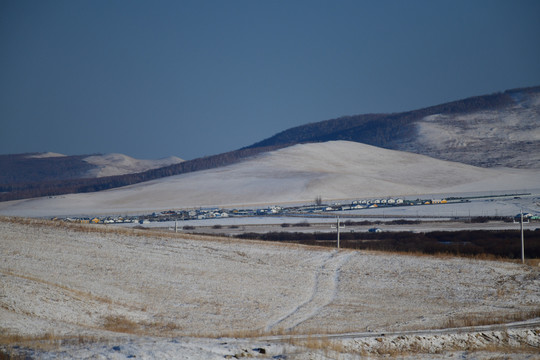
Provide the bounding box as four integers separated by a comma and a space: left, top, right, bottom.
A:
265, 251, 353, 332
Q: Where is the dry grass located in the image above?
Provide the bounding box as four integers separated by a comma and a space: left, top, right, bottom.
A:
186, 326, 296, 339
0, 216, 321, 253
101, 315, 183, 336
286, 329, 540, 357
184, 325, 357, 339
0, 331, 87, 353
102, 315, 141, 334
0, 330, 113, 359
0, 332, 107, 347
1, 315, 184, 354
0, 332, 55, 346
0, 215, 207, 241
287, 335, 348, 354
360, 341, 540, 357
443, 308, 540, 329
367, 248, 540, 264
4, 215, 537, 263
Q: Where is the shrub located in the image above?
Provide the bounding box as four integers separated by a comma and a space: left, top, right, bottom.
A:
235, 230, 540, 259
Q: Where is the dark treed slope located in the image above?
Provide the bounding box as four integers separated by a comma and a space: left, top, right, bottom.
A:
246, 87, 535, 151
2, 86, 538, 202
0, 154, 96, 184
245, 86, 540, 169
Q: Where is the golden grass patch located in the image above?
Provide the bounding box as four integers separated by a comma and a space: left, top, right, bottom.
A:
443, 308, 540, 329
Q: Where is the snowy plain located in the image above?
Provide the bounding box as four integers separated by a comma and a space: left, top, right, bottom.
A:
1, 217, 539, 359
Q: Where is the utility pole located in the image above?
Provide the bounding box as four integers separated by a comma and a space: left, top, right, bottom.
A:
515, 210, 528, 264
520, 210, 525, 264
331, 216, 344, 249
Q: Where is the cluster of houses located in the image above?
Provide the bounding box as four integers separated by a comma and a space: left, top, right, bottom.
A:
514, 212, 540, 221
60, 216, 138, 224
57, 206, 284, 224
55, 198, 454, 224
303, 198, 449, 212
354, 198, 448, 206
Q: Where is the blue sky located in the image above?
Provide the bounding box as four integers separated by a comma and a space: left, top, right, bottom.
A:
1, 0, 539, 160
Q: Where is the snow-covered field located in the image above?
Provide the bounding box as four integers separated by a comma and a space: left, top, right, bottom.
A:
2, 141, 540, 358
1, 217, 539, 359
1, 141, 539, 218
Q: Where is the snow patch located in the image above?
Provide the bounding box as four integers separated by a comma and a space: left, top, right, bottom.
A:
26, 152, 66, 158
83, 153, 184, 177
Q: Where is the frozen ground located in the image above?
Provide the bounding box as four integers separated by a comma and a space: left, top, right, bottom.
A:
1, 217, 539, 359
1, 141, 539, 218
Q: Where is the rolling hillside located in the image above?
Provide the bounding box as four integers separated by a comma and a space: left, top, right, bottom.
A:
2, 217, 539, 358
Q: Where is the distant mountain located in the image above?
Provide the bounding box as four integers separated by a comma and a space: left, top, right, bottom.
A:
246, 86, 540, 169
0, 153, 96, 184
0, 146, 283, 202
83, 154, 183, 178
0, 153, 183, 185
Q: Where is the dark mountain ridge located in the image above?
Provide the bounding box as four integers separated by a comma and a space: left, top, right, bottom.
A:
0, 153, 97, 185
246, 87, 532, 150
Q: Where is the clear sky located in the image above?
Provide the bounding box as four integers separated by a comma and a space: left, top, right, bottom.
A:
1, 0, 540, 160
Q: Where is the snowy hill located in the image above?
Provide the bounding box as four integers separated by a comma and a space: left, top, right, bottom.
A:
247, 86, 540, 169
1, 141, 538, 217
83, 153, 184, 177
410, 90, 540, 168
